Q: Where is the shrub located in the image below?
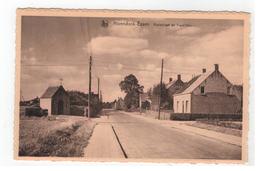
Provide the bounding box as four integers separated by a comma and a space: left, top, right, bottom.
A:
170, 113, 242, 121
42, 109, 48, 116
25, 107, 46, 117
70, 105, 85, 116
197, 120, 242, 130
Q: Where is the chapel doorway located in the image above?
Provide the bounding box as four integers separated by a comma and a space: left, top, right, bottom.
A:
58, 100, 64, 114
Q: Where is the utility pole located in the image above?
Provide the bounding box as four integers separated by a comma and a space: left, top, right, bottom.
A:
139, 93, 142, 114
158, 58, 164, 120
97, 77, 100, 100
100, 90, 103, 103
88, 55, 92, 119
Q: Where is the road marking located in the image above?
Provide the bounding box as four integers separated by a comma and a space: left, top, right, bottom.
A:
111, 125, 128, 159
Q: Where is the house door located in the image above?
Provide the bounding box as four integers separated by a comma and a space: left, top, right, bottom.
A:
58, 100, 64, 114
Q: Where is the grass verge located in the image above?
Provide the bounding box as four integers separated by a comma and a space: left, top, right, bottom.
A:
185, 121, 242, 137
19, 117, 95, 157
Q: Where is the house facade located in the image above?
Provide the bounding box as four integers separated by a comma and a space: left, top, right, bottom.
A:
231, 85, 243, 102
40, 85, 70, 115
173, 64, 242, 114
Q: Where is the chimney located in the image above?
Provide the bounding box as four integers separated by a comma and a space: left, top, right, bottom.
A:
202, 68, 206, 73
214, 64, 219, 71
177, 74, 181, 80
169, 77, 173, 83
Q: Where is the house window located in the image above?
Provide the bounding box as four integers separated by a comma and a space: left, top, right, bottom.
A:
176, 101, 179, 112
185, 100, 189, 113
200, 86, 205, 94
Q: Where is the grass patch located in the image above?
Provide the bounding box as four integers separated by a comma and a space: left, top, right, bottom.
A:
185, 120, 242, 137
197, 120, 242, 130
19, 117, 95, 157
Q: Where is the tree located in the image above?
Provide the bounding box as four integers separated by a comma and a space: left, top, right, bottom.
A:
147, 87, 152, 99
119, 74, 144, 109
152, 83, 172, 109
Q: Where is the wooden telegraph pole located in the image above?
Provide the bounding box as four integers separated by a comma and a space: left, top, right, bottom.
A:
88, 55, 92, 119
100, 90, 103, 102
139, 93, 142, 114
97, 77, 100, 100
158, 58, 164, 120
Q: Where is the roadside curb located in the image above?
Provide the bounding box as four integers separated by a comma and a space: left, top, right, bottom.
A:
121, 111, 242, 147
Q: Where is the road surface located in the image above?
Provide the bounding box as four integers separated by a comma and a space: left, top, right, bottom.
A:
105, 110, 241, 159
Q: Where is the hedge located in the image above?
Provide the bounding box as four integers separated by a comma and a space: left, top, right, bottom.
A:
170, 113, 242, 121
25, 107, 47, 117
70, 105, 85, 116
70, 104, 102, 117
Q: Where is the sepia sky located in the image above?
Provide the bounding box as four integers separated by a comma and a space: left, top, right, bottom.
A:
21, 16, 244, 102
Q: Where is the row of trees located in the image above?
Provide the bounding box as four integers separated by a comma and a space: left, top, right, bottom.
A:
119, 74, 172, 110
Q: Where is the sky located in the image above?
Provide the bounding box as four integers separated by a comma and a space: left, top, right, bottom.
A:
20, 16, 244, 102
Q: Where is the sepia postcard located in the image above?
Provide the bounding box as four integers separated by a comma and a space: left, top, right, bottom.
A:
14, 9, 250, 163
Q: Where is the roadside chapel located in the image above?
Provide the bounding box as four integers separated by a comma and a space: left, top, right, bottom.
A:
40, 85, 70, 115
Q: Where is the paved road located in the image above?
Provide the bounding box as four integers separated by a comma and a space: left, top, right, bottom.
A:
107, 110, 241, 159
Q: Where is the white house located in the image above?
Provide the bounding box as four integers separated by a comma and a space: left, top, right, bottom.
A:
173, 64, 242, 114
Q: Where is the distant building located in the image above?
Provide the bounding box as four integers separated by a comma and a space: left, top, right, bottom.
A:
40, 85, 70, 115
150, 74, 185, 111
139, 92, 151, 110
166, 74, 185, 96
173, 64, 242, 114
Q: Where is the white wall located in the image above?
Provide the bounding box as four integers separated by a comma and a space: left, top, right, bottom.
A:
173, 94, 191, 113
40, 98, 51, 116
